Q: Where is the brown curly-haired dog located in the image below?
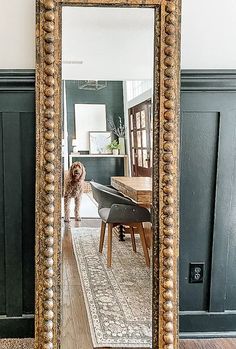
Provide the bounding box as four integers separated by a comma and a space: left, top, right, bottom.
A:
64, 161, 86, 222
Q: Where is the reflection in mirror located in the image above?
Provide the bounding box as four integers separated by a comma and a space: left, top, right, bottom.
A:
61, 7, 154, 348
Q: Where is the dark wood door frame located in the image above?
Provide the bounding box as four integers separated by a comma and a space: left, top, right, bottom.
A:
128, 99, 152, 177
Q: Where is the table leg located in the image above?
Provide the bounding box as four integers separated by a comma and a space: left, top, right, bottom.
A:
118, 225, 125, 241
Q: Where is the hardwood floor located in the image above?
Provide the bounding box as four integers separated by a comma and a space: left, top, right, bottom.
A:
61, 219, 236, 349
180, 338, 236, 349
62, 219, 99, 349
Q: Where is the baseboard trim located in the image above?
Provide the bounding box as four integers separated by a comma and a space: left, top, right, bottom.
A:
180, 312, 236, 333
0, 316, 34, 338
180, 331, 236, 339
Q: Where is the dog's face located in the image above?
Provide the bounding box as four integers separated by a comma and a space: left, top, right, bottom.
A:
70, 162, 86, 182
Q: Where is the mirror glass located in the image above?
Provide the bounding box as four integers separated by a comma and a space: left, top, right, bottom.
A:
61, 6, 154, 348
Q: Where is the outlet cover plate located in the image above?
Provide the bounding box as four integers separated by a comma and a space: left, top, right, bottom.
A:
189, 263, 204, 283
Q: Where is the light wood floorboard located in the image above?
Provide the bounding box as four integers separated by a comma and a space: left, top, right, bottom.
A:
61, 219, 236, 349
180, 338, 236, 349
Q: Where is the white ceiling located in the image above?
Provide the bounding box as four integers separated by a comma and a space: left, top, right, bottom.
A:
62, 7, 154, 81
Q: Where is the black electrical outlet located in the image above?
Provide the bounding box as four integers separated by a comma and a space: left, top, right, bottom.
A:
189, 263, 204, 283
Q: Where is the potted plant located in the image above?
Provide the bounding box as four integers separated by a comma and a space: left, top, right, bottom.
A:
107, 140, 121, 155
108, 117, 126, 154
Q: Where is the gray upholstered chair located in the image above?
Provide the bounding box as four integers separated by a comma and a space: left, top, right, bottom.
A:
90, 181, 151, 268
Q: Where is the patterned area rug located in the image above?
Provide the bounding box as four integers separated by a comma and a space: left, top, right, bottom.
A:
71, 227, 152, 348
0, 339, 34, 349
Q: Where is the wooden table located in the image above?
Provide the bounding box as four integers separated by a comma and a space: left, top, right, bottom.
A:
111, 176, 152, 207
111, 176, 152, 247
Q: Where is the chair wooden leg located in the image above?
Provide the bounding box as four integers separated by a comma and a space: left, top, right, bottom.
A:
99, 221, 106, 253
138, 223, 150, 267
107, 223, 113, 268
130, 227, 136, 253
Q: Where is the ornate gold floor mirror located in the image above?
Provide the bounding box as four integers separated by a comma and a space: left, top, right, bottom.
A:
35, 0, 181, 348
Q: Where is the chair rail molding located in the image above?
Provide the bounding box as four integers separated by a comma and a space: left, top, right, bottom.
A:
181, 69, 236, 91
0, 70, 35, 91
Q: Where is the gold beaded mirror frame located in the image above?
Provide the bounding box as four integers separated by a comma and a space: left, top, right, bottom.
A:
35, 0, 181, 348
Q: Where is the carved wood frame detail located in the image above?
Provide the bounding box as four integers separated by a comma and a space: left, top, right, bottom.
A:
35, 0, 181, 348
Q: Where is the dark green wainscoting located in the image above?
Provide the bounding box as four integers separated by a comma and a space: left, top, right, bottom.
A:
64, 80, 125, 183
0, 70, 35, 337
70, 156, 124, 185
179, 70, 236, 337
65, 80, 124, 154
1, 70, 236, 339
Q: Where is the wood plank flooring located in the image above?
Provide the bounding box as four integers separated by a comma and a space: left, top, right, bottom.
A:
180, 338, 236, 349
61, 219, 236, 349
62, 220, 98, 349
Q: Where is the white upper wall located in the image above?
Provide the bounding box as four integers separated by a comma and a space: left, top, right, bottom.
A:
0, 0, 236, 70
0, 0, 35, 69
181, 0, 236, 69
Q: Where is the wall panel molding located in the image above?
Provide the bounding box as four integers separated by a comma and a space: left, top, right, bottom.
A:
180, 70, 236, 335
0, 70, 35, 338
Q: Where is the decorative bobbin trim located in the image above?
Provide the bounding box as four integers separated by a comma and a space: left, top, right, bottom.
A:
42, 1, 56, 349
161, 0, 179, 348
